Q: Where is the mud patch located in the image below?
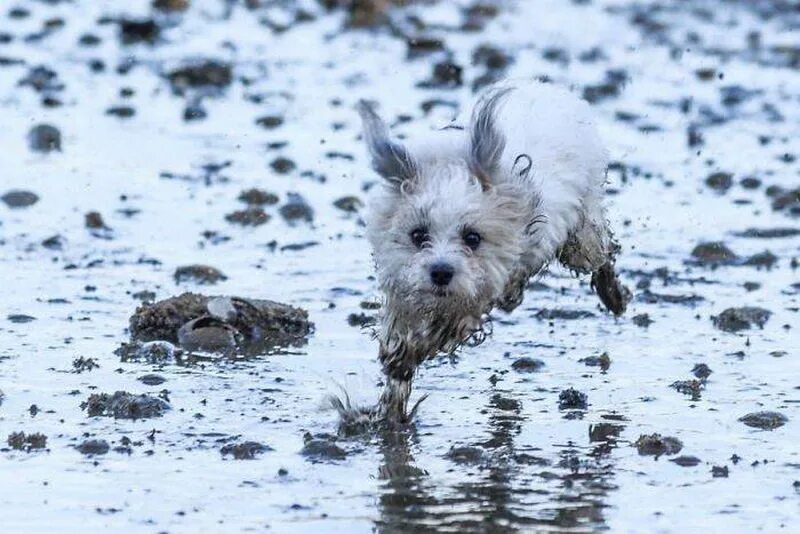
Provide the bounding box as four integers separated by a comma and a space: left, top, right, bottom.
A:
82, 392, 170, 419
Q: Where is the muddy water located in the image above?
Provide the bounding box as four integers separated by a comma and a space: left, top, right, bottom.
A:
1, 0, 798, 531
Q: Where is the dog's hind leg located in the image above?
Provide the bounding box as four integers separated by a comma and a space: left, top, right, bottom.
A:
558, 207, 630, 316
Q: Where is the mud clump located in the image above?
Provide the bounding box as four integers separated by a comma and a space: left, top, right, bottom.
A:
692, 363, 713, 380
632, 313, 653, 327
705, 172, 733, 192
82, 392, 170, 419
635, 434, 683, 457
690, 242, 738, 266
446, 445, 485, 465
128, 293, 312, 353
1, 190, 39, 208
301, 433, 346, 462
8, 432, 48, 452
766, 186, 799, 217
174, 265, 228, 285
221, 441, 272, 460
116, 341, 180, 364
558, 388, 588, 410
579, 352, 611, 371
333, 196, 363, 213
279, 193, 314, 224
671, 379, 704, 400
739, 411, 788, 430
712, 307, 771, 332
118, 18, 160, 45
77, 439, 110, 456
511, 357, 545, 373
670, 455, 701, 467
225, 206, 270, 226
72, 356, 99, 373
28, 124, 61, 152
239, 188, 279, 206
166, 60, 233, 95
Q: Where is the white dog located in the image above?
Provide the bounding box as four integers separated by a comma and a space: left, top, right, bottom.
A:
356, 80, 630, 423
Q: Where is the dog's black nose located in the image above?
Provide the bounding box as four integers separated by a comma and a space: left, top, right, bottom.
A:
430, 263, 455, 287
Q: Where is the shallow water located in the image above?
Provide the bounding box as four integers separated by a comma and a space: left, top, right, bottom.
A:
1, 0, 798, 531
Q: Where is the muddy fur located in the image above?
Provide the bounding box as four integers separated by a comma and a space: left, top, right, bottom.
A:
359, 80, 631, 423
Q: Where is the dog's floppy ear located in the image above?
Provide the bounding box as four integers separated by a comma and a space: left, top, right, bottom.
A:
357, 100, 416, 187
469, 87, 512, 190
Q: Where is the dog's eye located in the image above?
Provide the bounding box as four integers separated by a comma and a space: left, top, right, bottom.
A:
410, 227, 429, 248
463, 231, 481, 250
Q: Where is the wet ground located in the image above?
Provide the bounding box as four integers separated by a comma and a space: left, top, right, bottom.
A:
1, 0, 799, 531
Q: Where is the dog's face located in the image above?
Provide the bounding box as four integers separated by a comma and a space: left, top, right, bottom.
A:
358, 89, 530, 318
367, 168, 528, 316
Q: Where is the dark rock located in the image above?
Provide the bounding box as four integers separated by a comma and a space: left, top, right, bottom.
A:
734, 227, 800, 238
558, 388, 588, 410
28, 124, 61, 152
333, 196, 363, 213
270, 157, 296, 174
221, 441, 271, 460
347, 312, 376, 328
138, 374, 166, 386
177, 316, 238, 352
7, 314, 36, 324
72, 357, 99, 373
239, 188, 279, 206
743, 250, 778, 269
118, 18, 160, 45
225, 207, 270, 226
255, 115, 283, 129
671, 379, 704, 400
713, 307, 771, 332
418, 61, 463, 89
632, 313, 653, 327
166, 60, 232, 95
153, 0, 189, 12
174, 265, 228, 285
635, 434, 683, 456
583, 69, 628, 103
18, 66, 63, 93
7, 432, 47, 452
739, 411, 788, 430
301, 435, 346, 462
579, 352, 611, 371
510, 357, 545, 373
446, 446, 484, 465
279, 193, 314, 224
183, 99, 207, 121
82, 391, 170, 419
106, 105, 135, 118
77, 439, 110, 455
670, 455, 701, 467
406, 36, 445, 58
691, 363, 713, 380
129, 293, 312, 352
1, 190, 39, 208
638, 290, 704, 306
116, 341, 179, 364
41, 234, 65, 250
690, 242, 738, 266
711, 465, 729, 477
705, 172, 733, 192
84, 211, 108, 230
534, 308, 595, 320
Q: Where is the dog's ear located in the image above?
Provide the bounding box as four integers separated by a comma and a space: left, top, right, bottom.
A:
469, 87, 511, 190
357, 100, 416, 187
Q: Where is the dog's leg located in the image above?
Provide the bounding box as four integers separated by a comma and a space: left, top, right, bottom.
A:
558, 209, 630, 316
378, 377, 412, 423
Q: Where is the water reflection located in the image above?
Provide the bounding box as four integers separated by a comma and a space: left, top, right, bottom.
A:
375, 392, 625, 531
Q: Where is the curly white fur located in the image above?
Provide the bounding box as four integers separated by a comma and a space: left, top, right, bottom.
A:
358, 80, 627, 423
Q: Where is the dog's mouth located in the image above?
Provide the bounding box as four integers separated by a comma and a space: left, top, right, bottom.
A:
430, 287, 451, 298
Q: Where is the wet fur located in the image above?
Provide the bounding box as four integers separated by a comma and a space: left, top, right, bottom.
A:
357, 80, 630, 424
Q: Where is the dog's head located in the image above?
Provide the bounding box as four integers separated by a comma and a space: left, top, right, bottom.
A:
359, 90, 532, 317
